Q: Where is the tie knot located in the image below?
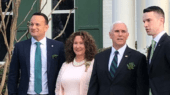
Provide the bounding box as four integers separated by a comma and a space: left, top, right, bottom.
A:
114, 51, 119, 55
35, 42, 41, 46
152, 40, 156, 45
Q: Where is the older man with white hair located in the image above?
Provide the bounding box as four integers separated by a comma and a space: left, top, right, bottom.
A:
87, 21, 149, 95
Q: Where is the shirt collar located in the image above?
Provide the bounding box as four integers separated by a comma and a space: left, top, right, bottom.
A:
111, 44, 127, 56
31, 37, 46, 45
153, 31, 166, 43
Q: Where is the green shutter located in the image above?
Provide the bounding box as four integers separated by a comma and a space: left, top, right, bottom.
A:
16, 0, 39, 41
75, 0, 103, 48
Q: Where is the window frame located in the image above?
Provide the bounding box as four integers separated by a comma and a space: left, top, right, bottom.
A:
42, 0, 75, 39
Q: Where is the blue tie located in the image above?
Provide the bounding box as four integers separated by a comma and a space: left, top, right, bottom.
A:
110, 51, 119, 78
34, 42, 42, 94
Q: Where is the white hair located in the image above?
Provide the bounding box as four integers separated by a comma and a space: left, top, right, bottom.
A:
110, 21, 128, 32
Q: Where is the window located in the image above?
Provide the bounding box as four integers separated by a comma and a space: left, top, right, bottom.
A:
0, 0, 12, 61
52, 0, 74, 43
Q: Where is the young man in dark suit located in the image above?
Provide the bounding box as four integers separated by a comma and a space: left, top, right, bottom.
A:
87, 21, 149, 95
8, 12, 65, 95
143, 6, 170, 95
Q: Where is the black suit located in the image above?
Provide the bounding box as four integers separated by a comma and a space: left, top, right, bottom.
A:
88, 46, 149, 95
8, 38, 65, 95
147, 33, 170, 95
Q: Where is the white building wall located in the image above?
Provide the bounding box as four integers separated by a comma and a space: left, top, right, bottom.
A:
145, 0, 169, 47
103, 0, 169, 53
103, 0, 113, 48
112, 0, 135, 49
41, 0, 52, 39
43, 0, 169, 52
136, 0, 147, 54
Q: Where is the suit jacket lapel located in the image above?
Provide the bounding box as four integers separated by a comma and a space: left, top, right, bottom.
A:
147, 46, 151, 61
47, 38, 53, 79
149, 33, 167, 70
25, 39, 31, 76
113, 46, 131, 80
103, 48, 114, 82
147, 46, 151, 72
25, 38, 53, 80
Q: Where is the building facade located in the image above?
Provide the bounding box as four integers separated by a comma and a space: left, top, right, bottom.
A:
0, 0, 169, 61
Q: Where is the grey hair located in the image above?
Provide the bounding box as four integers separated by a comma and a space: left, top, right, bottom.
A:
110, 21, 128, 32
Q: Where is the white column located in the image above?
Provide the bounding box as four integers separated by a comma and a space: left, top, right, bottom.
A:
145, 0, 169, 47
136, 0, 147, 54
112, 0, 135, 49
41, 0, 52, 39
103, 0, 112, 48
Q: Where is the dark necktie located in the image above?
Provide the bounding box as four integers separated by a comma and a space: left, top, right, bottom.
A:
110, 51, 119, 78
34, 42, 42, 94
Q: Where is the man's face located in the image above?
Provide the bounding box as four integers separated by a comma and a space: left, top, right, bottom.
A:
143, 11, 162, 37
109, 23, 129, 49
29, 15, 49, 41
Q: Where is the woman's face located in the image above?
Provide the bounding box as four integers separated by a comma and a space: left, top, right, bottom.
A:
73, 36, 86, 58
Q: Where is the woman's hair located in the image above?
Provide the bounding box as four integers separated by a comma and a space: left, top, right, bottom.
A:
65, 31, 97, 63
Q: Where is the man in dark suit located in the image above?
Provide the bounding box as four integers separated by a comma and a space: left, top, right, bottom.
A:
87, 21, 149, 95
8, 12, 65, 95
143, 6, 170, 95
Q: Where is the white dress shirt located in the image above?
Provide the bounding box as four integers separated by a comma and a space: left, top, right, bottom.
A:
27, 37, 48, 94
108, 44, 127, 71
153, 31, 166, 48
149, 31, 166, 63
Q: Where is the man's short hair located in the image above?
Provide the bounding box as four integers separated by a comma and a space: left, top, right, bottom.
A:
110, 21, 128, 32
143, 6, 164, 18
32, 12, 49, 24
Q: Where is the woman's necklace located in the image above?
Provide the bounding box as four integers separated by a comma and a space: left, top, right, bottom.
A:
73, 58, 85, 66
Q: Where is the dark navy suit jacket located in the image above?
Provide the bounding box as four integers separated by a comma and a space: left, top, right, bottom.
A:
88, 46, 149, 95
147, 33, 170, 95
8, 38, 65, 95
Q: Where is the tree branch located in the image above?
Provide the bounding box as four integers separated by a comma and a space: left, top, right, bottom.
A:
53, 8, 76, 40
16, 0, 37, 31
15, 34, 18, 42
0, 27, 10, 52
9, 0, 21, 51
0, 22, 5, 35
17, 21, 30, 42
17, 30, 29, 42
0, 1, 7, 34
0, 57, 9, 93
40, 0, 47, 12
4, 0, 13, 16
5, 10, 13, 29
4, 86, 8, 95
0, 64, 4, 69
48, 0, 62, 18
0, 0, 13, 37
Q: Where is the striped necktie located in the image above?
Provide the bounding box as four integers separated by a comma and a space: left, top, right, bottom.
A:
110, 51, 119, 78
34, 42, 42, 94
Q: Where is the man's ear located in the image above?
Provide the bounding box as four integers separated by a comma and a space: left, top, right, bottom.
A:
109, 32, 112, 39
160, 17, 164, 24
126, 32, 129, 39
45, 25, 49, 32
158, 16, 164, 25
